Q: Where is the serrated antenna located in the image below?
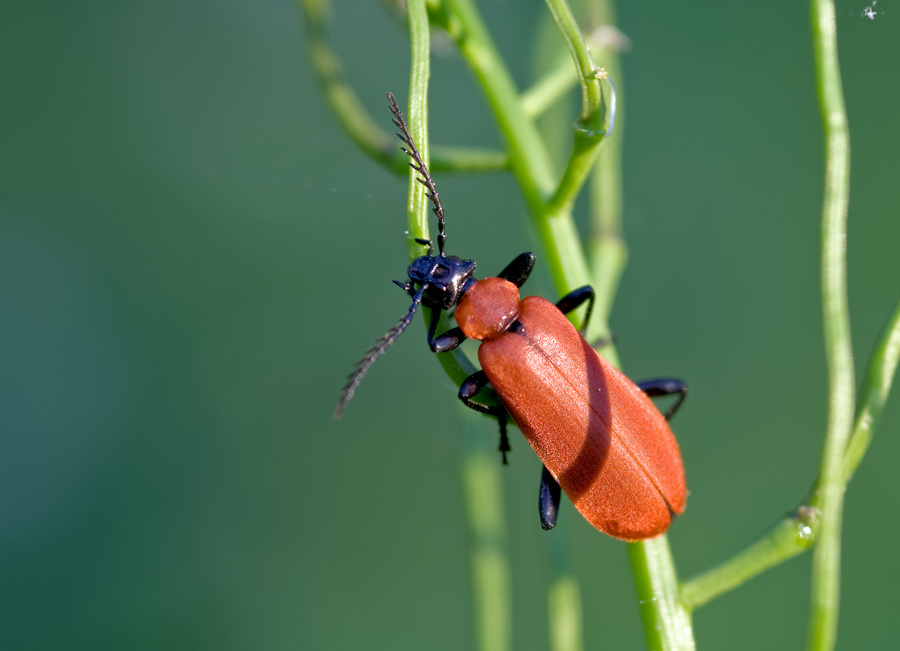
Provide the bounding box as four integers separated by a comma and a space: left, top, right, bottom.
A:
335, 285, 426, 418
386, 92, 446, 255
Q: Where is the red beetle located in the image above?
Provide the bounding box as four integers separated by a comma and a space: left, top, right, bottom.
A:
337, 93, 687, 540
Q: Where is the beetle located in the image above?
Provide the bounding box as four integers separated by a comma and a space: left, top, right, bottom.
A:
336, 92, 687, 540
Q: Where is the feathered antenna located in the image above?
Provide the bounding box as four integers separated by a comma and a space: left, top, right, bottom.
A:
335, 285, 426, 418
386, 92, 446, 255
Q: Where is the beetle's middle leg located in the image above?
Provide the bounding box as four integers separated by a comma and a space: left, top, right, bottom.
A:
459, 370, 511, 464
555, 286, 596, 336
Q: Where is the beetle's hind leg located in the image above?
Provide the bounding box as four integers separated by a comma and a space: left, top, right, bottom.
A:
459, 370, 511, 464
538, 466, 562, 530
636, 378, 688, 420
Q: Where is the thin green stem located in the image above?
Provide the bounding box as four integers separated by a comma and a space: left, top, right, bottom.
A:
403, 0, 431, 256
628, 538, 695, 651
681, 509, 818, 611
681, 0, 858, 616
543, 0, 614, 224
542, 0, 603, 124
808, 0, 853, 648
299, 0, 392, 160
299, 0, 507, 173
521, 25, 628, 121
843, 296, 900, 481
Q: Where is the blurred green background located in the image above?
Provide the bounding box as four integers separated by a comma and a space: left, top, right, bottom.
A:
1, 1, 898, 649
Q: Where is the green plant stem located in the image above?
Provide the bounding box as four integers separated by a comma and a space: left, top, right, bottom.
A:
542, 0, 603, 125
681, 510, 817, 611
808, 0, 853, 648
521, 25, 625, 121
403, 0, 431, 254
843, 296, 900, 481
543, 0, 613, 225
299, 0, 507, 173
628, 538, 695, 651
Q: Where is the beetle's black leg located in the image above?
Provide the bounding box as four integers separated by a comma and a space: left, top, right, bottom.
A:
432, 327, 466, 353
413, 237, 434, 256
459, 371, 501, 414
556, 285, 595, 336
426, 307, 468, 353
497, 412, 510, 464
459, 370, 511, 464
497, 252, 536, 288
636, 378, 688, 420
539, 466, 562, 530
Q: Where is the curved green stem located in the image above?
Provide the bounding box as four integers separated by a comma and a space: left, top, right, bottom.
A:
543, 0, 614, 244
542, 0, 603, 125
681, 509, 818, 611
807, 0, 854, 648
299, 0, 507, 173
843, 295, 900, 482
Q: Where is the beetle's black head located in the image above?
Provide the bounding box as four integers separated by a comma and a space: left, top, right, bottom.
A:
407, 253, 477, 310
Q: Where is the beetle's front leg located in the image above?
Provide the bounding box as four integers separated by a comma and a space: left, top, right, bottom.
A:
427, 307, 467, 353
459, 370, 510, 464
497, 252, 536, 288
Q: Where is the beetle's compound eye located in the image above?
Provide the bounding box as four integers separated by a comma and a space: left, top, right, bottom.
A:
455, 277, 520, 341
